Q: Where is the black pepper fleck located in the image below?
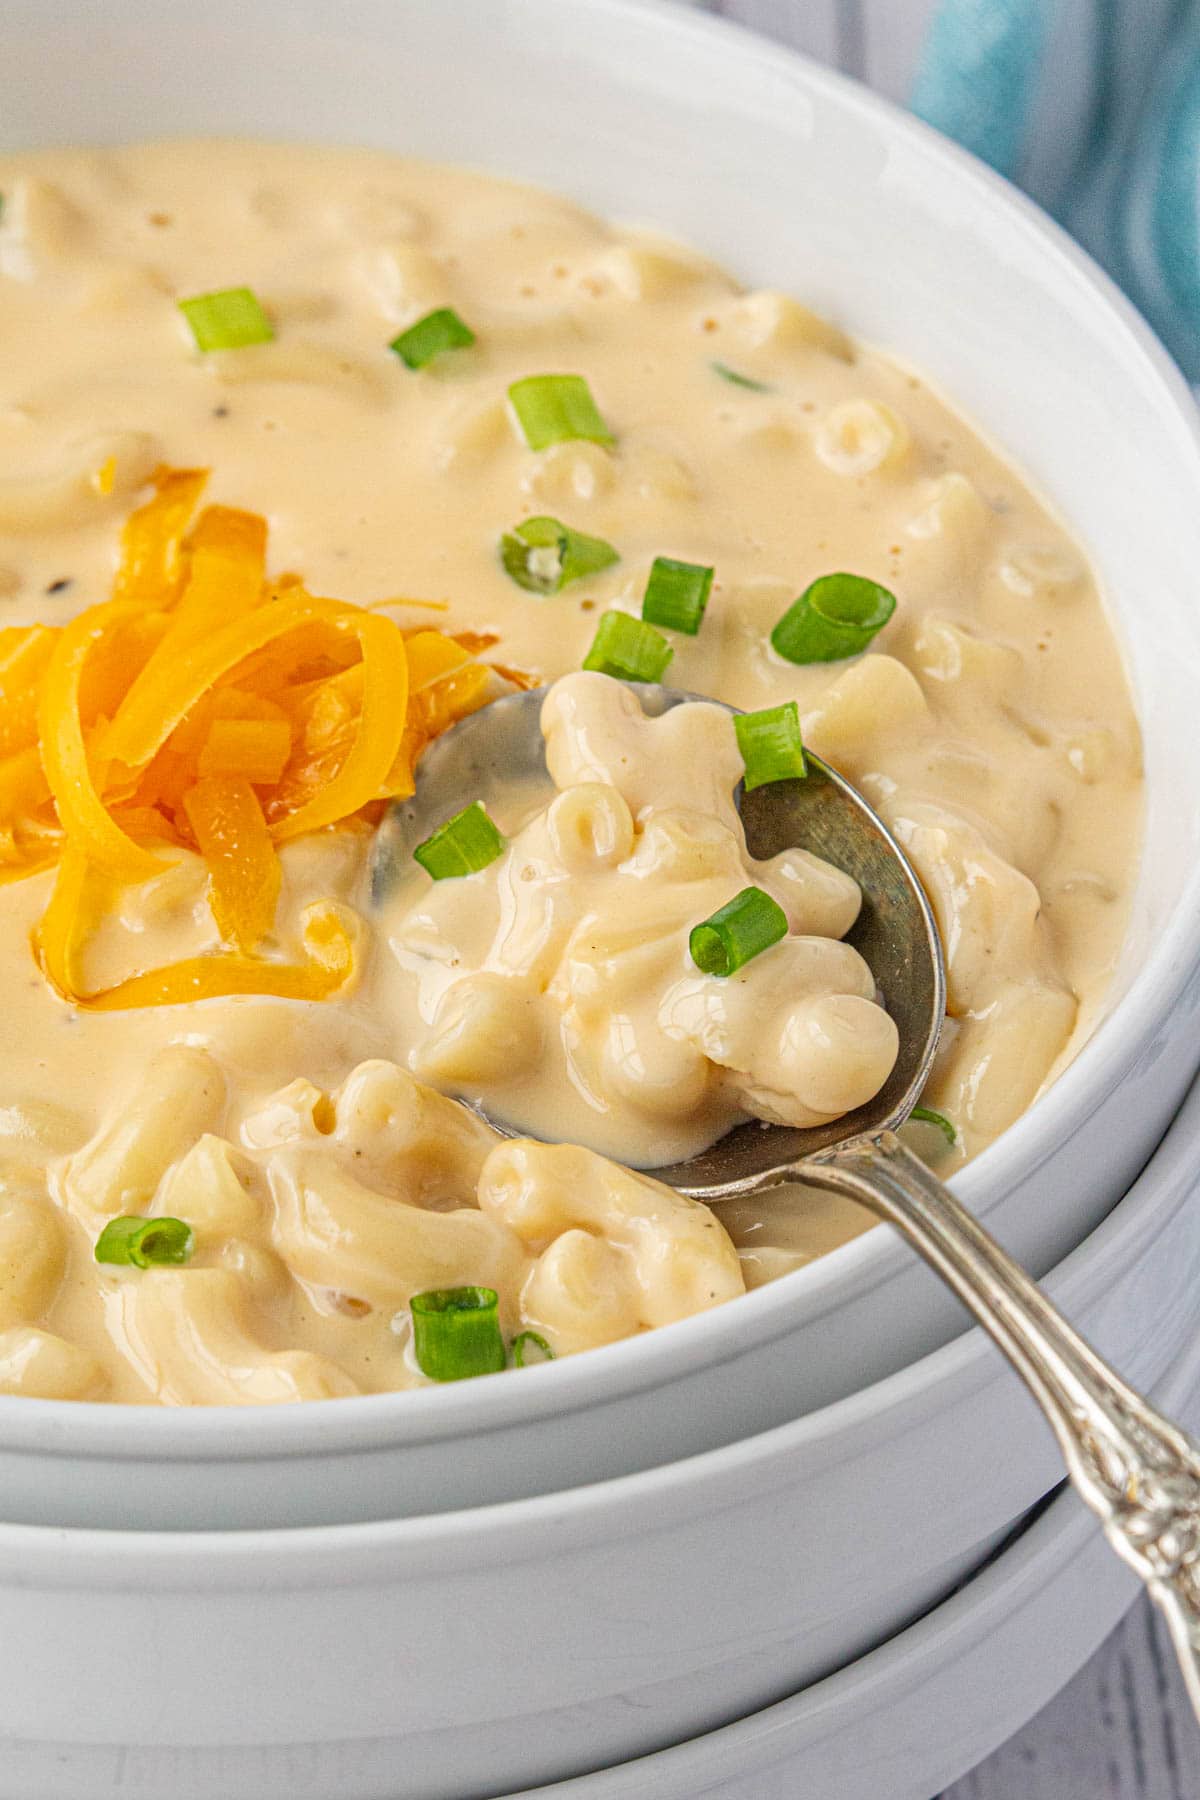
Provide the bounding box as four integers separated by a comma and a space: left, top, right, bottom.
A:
212, 405, 230, 420
45, 577, 73, 596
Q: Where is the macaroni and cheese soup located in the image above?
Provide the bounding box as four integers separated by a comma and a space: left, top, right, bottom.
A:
0, 141, 1141, 1402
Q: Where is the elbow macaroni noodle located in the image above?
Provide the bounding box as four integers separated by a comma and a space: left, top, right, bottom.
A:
1, 1058, 747, 1400
0, 140, 1141, 1400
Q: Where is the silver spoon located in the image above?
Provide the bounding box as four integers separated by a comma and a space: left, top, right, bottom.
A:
375, 682, 1200, 1713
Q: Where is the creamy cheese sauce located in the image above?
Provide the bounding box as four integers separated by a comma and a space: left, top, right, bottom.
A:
0, 141, 1141, 1401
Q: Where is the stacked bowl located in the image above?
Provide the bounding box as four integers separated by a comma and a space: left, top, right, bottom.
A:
5, 1, 1200, 1794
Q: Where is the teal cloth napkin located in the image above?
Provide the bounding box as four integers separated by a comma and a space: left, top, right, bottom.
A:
911, 0, 1200, 380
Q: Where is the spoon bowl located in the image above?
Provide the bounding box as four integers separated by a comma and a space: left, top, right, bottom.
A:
372, 680, 946, 1190
664, 728, 946, 1192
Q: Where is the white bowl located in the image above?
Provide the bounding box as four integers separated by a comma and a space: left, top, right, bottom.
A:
2, 1062, 1200, 1798
4, 0, 1200, 1529
0, 1497, 1160, 1800
503, 1486, 1150, 1800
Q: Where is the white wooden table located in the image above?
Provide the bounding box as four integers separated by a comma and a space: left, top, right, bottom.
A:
651, 1, 1198, 1790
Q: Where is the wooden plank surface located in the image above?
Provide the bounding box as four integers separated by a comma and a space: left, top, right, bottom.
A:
711, 0, 935, 98
654, 1, 1199, 1792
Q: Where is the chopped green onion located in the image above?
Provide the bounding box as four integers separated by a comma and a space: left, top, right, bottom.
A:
95, 1215, 194, 1269
178, 286, 274, 352
511, 1330, 556, 1368
508, 373, 613, 450
389, 306, 476, 369
771, 572, 897, 665
414, 800, 506, 881
582, 611, 674, 683
500, 515, 618, 595
712, 360, 771, 393
734, 702, 807, 791
689, 886, 788, 977
910, 1106, 957, 1147
641, 556, 714, 635
411, 1286, 506, 1381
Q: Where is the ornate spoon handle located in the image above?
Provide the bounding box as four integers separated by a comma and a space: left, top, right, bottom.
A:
801, 1131, 1200, 1718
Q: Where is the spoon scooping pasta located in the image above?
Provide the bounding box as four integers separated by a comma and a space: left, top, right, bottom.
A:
382, 678, 1200, 1719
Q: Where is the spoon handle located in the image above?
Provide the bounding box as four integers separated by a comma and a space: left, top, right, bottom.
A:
803, 1130, 1200, 1719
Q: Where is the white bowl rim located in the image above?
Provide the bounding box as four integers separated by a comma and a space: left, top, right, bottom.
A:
4, 0, 1200, 1456
5, 1045, 1198, 1572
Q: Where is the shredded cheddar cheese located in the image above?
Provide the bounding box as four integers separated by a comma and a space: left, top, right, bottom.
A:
0, 467, 494, 1007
